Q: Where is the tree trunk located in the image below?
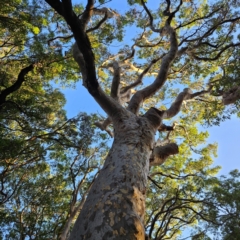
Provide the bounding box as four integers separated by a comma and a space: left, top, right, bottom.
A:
69, 113, 156, 240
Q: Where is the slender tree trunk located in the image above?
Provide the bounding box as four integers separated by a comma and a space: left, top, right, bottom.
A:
69, 114, 156, 240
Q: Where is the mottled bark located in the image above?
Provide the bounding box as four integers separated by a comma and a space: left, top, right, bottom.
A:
69, 110, 161, 240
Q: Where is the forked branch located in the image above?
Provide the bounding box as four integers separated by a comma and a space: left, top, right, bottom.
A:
0, 64, 34, 109
125, 0, 181, 115
95, 56, 161, 136
95, 62, 121, 137
128, 25, 178, 114
45, 0, 123, 118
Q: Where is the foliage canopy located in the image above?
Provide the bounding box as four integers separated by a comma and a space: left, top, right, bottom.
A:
0, 0, 240, 239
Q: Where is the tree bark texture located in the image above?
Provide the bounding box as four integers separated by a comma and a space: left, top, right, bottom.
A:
69, 112, 157, 240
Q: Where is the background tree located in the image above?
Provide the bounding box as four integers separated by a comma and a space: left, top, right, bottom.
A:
0, 1, 108, 239
0, 112, 108, 240
0, 0, 83, 205
198, 170, 240, 240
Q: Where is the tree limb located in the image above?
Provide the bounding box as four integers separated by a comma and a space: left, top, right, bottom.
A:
191, 42, 240, 61
94, 61, 121, 137
158, 123, 175, 132
94, 118, 113, 137
79, 0, 94, 30
0, 64, 34, 107
150, 143, 179, 166
95, 57, 161, 136
121, 57, 161, 95
45, 0, 125, 118
162, 88, 192, 119
87, 14, 108, 32
162, 86, 213, 119
128, 25, 178, 114
110, 61, 121, 99
45, 0, 63, 15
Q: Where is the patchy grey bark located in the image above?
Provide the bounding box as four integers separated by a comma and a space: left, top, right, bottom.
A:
69, 109, 161, 240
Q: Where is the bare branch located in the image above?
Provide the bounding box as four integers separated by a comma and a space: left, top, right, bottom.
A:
149, 192, 179, 238
46, 0, 125, 118
191, 42, 240, 61
136, 38, 162, 48
179, 16, 240, 50
47, 34, 73, 45
150, 171, 200, 180
162, 86, 213, 119
94, 61, 120, 137
175, 5, 224, 30
72, 43, 88, 86
162, 88, 193, 119
165, 0, 183, 25
158, 124, 175, 132
95, 118, 113, 137
122, 45, 136, 62
92, 7, 120, 18
110, 62, 121, 99
87, 12, 108, 33
121, 57, 161, 95
95, 57, 161, 135
163, 0, 171, 17
150, 143, 179, 166
80, 0, 94, 30
141, 0, 156, 32
147, 176, 162, 189
190, 86, 213, 99
45, 0, 63, 16
128, 26, 178, 114
59, 0, 99, 93
0, 64, 34, 108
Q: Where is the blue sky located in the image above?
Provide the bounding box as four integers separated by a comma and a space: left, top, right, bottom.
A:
62, 81, 240, 176
65, 0, 240, 176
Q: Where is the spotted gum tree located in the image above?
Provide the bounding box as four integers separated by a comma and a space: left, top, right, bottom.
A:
45, 0, 240, 239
